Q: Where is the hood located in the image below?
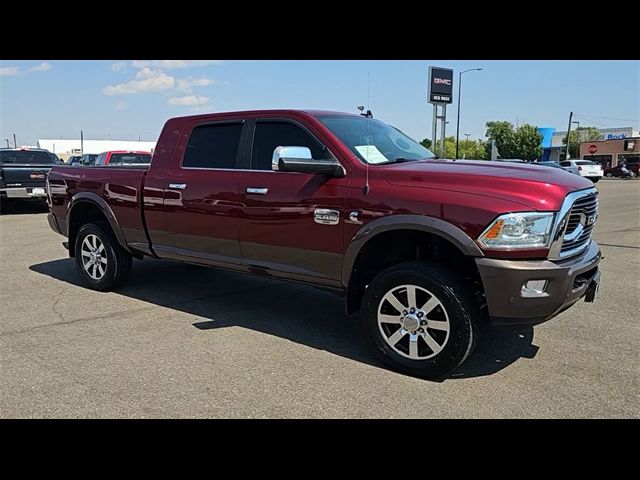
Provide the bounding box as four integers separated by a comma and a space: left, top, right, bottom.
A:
380, 159, 594, 210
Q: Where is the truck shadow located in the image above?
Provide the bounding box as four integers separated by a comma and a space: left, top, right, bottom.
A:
29, 257, 538, 381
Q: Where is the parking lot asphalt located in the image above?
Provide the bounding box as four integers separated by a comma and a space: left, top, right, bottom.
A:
1, 180, 638, 418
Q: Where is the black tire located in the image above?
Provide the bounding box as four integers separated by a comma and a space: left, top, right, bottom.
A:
362, 261, 481, 379
605, 172, 613, 178
74, 222, 132, 291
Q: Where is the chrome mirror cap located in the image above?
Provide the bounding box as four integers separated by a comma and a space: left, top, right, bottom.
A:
272, 146, 312, 171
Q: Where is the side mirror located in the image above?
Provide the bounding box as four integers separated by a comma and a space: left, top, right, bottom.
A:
271, 146, 345, 177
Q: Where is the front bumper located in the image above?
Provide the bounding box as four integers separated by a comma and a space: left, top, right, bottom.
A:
0, 187, 47, 199
476, 240, 601, 326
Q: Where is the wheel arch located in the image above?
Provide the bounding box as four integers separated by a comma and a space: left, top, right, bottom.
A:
67, 192, 132, 257
343, 215, 485, 315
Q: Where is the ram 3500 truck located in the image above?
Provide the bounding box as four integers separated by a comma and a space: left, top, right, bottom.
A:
46, 110, 601, 378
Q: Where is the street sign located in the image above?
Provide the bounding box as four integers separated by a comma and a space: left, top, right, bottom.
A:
428, 67, 453, 104
588, 144, 598, 154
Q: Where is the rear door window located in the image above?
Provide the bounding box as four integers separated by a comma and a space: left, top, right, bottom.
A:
183, 123, 244, 169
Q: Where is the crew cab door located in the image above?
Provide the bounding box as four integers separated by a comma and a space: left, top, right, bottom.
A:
146, 117, 247, 266
238, 117, 350, 285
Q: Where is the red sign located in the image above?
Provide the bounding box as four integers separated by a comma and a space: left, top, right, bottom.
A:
588, 144, 598, 154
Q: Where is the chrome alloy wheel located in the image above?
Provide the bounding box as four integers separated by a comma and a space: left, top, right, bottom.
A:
377, 284, 450, 360
81, 234, 107, 280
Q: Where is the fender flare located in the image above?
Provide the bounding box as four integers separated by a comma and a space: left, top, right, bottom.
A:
341, 214, 484, 287
67, 192, 133, 255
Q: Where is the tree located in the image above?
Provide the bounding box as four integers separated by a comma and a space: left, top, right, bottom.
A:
484, 121, 517, 159
484, 121, 542, 161
563, 126, 601, 159
429, 136, 456, 158
514, 124, 543, 161
422, 137, 486, 159
458, 139, 487, 160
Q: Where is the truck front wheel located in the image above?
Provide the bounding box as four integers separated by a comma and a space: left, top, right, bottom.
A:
74, 222, 132, 291
362, 261, 480, 379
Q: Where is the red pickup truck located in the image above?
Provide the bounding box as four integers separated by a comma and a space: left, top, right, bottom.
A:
46, 109, 601, 378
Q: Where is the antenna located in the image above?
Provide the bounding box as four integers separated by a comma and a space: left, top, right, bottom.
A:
363, 72, 371, 195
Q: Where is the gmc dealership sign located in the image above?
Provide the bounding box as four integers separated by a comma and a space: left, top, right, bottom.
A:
428, 66, 453, 104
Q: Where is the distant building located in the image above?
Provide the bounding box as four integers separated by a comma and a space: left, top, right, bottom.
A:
579, 137, 639, 169
537, 126, 639, 163
37, 139, 156, 160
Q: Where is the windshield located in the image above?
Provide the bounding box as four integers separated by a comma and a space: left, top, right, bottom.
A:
0, 150, 54, 165
318, 115, 434, 164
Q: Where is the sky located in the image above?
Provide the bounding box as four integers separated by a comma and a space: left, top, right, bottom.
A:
0, 60, 638, 147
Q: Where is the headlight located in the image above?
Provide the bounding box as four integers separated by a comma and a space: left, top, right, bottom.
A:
478, 212, 555, 249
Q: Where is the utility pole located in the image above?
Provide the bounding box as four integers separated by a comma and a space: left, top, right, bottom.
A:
4, 139, 9, 148
80, 130, 84, 155
13, 133, 17, 148
564, 111, 573, 161
572, 120, 580, 158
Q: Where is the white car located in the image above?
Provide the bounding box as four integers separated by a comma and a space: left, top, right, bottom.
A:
560, 160, 603, 183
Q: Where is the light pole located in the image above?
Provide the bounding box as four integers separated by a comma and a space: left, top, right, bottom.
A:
464, 133, 471, 141
138, 131, 151, 142
455, 68, 483, 159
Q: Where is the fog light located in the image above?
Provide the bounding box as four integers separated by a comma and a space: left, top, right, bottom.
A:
521, 280, 548, 297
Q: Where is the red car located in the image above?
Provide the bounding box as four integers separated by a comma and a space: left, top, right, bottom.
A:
46, 110, 601, 378
94, 150, 152, 166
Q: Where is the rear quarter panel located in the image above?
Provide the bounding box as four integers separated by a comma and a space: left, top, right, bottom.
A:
48, 166, 147, 246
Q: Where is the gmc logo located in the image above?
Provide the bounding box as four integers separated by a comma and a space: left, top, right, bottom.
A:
30, 173, 45, 179
434, 78, 452, 85
586, 214, 597, 226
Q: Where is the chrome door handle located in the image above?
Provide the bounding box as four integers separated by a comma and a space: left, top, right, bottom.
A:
246, 187, 269, 195
168, 183, 187, 190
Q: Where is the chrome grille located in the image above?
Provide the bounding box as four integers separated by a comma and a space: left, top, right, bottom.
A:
560, 192, 598, 255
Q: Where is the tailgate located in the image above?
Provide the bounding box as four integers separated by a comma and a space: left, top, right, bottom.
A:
1, 166, 51, 187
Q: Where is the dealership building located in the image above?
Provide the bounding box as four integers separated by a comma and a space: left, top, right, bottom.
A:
537, 126, 639, 163
578, 137, 639, 168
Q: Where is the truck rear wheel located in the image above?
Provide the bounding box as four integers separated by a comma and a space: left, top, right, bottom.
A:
74, 222, 132, 291
362, 261, 480, 379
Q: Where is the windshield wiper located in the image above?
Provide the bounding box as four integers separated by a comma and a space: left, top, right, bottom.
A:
375, 157, 419, 165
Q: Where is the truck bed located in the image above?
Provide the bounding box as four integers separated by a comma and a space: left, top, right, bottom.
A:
48, 165, 151, 254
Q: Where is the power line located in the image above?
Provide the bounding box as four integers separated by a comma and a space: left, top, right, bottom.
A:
575, 113, 640, 123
